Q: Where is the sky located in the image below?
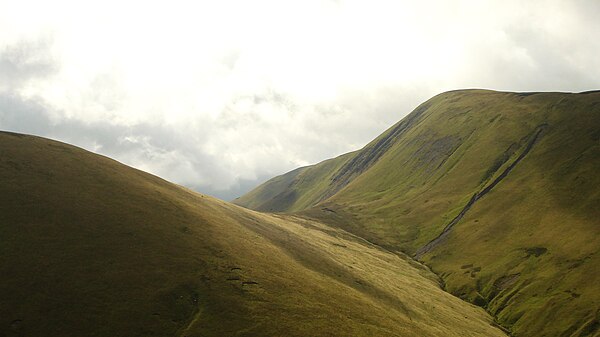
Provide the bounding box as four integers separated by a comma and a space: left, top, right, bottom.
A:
1, 0, 599, 200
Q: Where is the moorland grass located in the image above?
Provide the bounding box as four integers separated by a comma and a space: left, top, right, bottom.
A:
237, 90, 600, 336
0, 132, 506, 336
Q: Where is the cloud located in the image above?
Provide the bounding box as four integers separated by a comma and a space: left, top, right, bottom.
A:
0, 1, 599, 200
0, 38, 57, 91
0, 91, 228, 197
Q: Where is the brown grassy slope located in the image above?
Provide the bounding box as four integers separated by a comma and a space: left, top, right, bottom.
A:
0, 132, 505, 337
237, 89, 600, 336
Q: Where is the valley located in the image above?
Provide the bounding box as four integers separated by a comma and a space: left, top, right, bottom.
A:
235, 90, 600, 336
1, 89, 598, 336
0, 131, 506, 336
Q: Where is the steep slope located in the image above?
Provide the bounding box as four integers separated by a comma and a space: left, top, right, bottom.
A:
0, 132, 506, 337
233, 99, 434, 213
233, 152, 356, 212
237, 90, 600, 336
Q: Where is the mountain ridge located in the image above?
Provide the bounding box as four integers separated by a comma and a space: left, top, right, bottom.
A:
235, 89, 600, 336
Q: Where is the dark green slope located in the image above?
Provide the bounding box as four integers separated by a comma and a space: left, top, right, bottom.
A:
237, 90, 600, 336
0, 132, 507, 337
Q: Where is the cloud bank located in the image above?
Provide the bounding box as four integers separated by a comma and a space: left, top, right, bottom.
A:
1, 0, 599, 200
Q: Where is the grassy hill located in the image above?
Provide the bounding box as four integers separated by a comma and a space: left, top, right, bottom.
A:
235, 89, 600, 336
233, 152, 356, 212
0, 131, 506, 336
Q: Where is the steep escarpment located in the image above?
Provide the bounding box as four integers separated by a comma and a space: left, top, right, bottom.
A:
238, 89, 600, 336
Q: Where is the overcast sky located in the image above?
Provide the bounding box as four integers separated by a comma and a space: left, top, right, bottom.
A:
1, 0, 599, 200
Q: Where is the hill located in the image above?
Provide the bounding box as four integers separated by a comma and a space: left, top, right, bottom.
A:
235, 89, 600, 336
0, 131, 506, 336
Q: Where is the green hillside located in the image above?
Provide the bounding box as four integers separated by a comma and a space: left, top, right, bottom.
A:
236, 89, 600, 336
0, 132, 506, 337
233, 152, 356, 212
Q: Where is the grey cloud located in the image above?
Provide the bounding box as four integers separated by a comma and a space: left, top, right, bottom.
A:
498, 25, 599, 91
0, 39, 238, 197
0, 87, 332, 200
450, 2, 600, 93
1, 3, 599, 202
0, 94, 53, 135
0, 92, 237, 198
0, 38, 58, 91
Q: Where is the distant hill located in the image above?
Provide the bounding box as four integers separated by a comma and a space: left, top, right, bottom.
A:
0, 131, 506, 336
235, 90, 600, 336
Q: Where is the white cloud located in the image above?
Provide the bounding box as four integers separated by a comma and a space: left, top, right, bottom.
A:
0, 0, 599, 200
